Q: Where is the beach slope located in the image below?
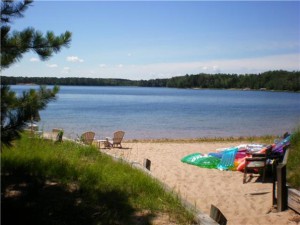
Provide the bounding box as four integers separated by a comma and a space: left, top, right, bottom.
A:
101, 141, 299, 225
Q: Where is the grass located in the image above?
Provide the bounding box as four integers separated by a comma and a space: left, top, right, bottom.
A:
287, 126, 300, 189
1, 135, 195, 225
128, 135, 277, 144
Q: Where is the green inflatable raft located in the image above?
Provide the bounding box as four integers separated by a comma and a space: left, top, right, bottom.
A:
181, 153, 221, 169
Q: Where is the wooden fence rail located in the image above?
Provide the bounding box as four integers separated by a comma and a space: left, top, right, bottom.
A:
288, 188, 300, 214
273, 163, 300, 214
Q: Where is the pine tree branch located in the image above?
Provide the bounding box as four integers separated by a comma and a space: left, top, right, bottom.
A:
1, 0, 33, 24
1, 28, 72, 68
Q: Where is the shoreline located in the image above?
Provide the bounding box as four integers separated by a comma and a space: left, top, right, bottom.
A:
124, 135, 277, 143
44, 130, 278, 144
44, 131, 277, 143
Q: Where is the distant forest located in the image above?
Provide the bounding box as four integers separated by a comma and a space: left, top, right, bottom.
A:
1, 70, 300, 92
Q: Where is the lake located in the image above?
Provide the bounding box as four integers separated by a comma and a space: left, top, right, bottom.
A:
12, 85, 300, 140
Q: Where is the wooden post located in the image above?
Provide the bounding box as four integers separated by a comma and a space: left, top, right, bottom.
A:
277, 164, 287, 211
143, 158, 151, 171
272, 162, 277, 206
210, 204, 227, 225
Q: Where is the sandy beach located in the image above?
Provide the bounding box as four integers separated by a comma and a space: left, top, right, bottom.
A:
99, 141, 299, 225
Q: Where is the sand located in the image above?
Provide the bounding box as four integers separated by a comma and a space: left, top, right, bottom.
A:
99, 141, 299, 225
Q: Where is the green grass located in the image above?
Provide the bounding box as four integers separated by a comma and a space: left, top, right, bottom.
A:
287, 126, 300, 189
1, 135, 195, 225
128, 135, 276, 144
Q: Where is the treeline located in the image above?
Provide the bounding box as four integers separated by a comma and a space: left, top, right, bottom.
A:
166, 70, 300, 91
1, 76, 135, 86
1, 70, 299, 91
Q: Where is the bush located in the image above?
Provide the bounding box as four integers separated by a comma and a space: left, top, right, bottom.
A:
287, 126, 300, 189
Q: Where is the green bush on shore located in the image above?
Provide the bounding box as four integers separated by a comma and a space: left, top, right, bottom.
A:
287, 126, 300, 189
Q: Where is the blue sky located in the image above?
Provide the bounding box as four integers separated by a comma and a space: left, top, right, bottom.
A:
3, 1, 300, 80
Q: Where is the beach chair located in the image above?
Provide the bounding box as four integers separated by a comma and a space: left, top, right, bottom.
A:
80, 131, 95, 145
24, 122, 43, 137
104, 131, 125, 148
243, 145, 273, 183
243, 155, 267, 183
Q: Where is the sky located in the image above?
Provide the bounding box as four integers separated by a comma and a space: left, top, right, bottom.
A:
2, 0, 300, 80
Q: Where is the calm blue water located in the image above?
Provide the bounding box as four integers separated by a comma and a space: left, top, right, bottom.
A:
12, 85, 300, 140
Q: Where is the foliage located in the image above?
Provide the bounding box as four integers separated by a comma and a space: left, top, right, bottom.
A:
56, 129, 64, 142
1, 135, 195, 224
287, 126, 300, 189
166, 70, 300, 91
1, 0, 71, 147
1, 0, 72, 68
1, 85, 23, 147
1, 85, 59, 147
1, 70, 299, 91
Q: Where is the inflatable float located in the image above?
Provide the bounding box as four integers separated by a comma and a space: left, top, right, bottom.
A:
181, 153, 221, 169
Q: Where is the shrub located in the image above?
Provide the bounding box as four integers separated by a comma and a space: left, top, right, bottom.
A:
287, 126, 300, 189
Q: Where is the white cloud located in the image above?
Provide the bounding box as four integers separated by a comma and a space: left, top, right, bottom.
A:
46, 64, 58, 68
94, 53, 300, 80
61, 67, 70, 74
201, 54, 300, 74
30, 57, 39, 62
66, 56, 84, 63
9, 53, 298, 80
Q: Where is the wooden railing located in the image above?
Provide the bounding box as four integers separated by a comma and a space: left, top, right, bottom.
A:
273, 150, 300, 213
288, 188, 300, 213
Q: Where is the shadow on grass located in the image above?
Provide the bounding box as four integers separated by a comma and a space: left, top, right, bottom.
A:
1, 173, 154, 225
